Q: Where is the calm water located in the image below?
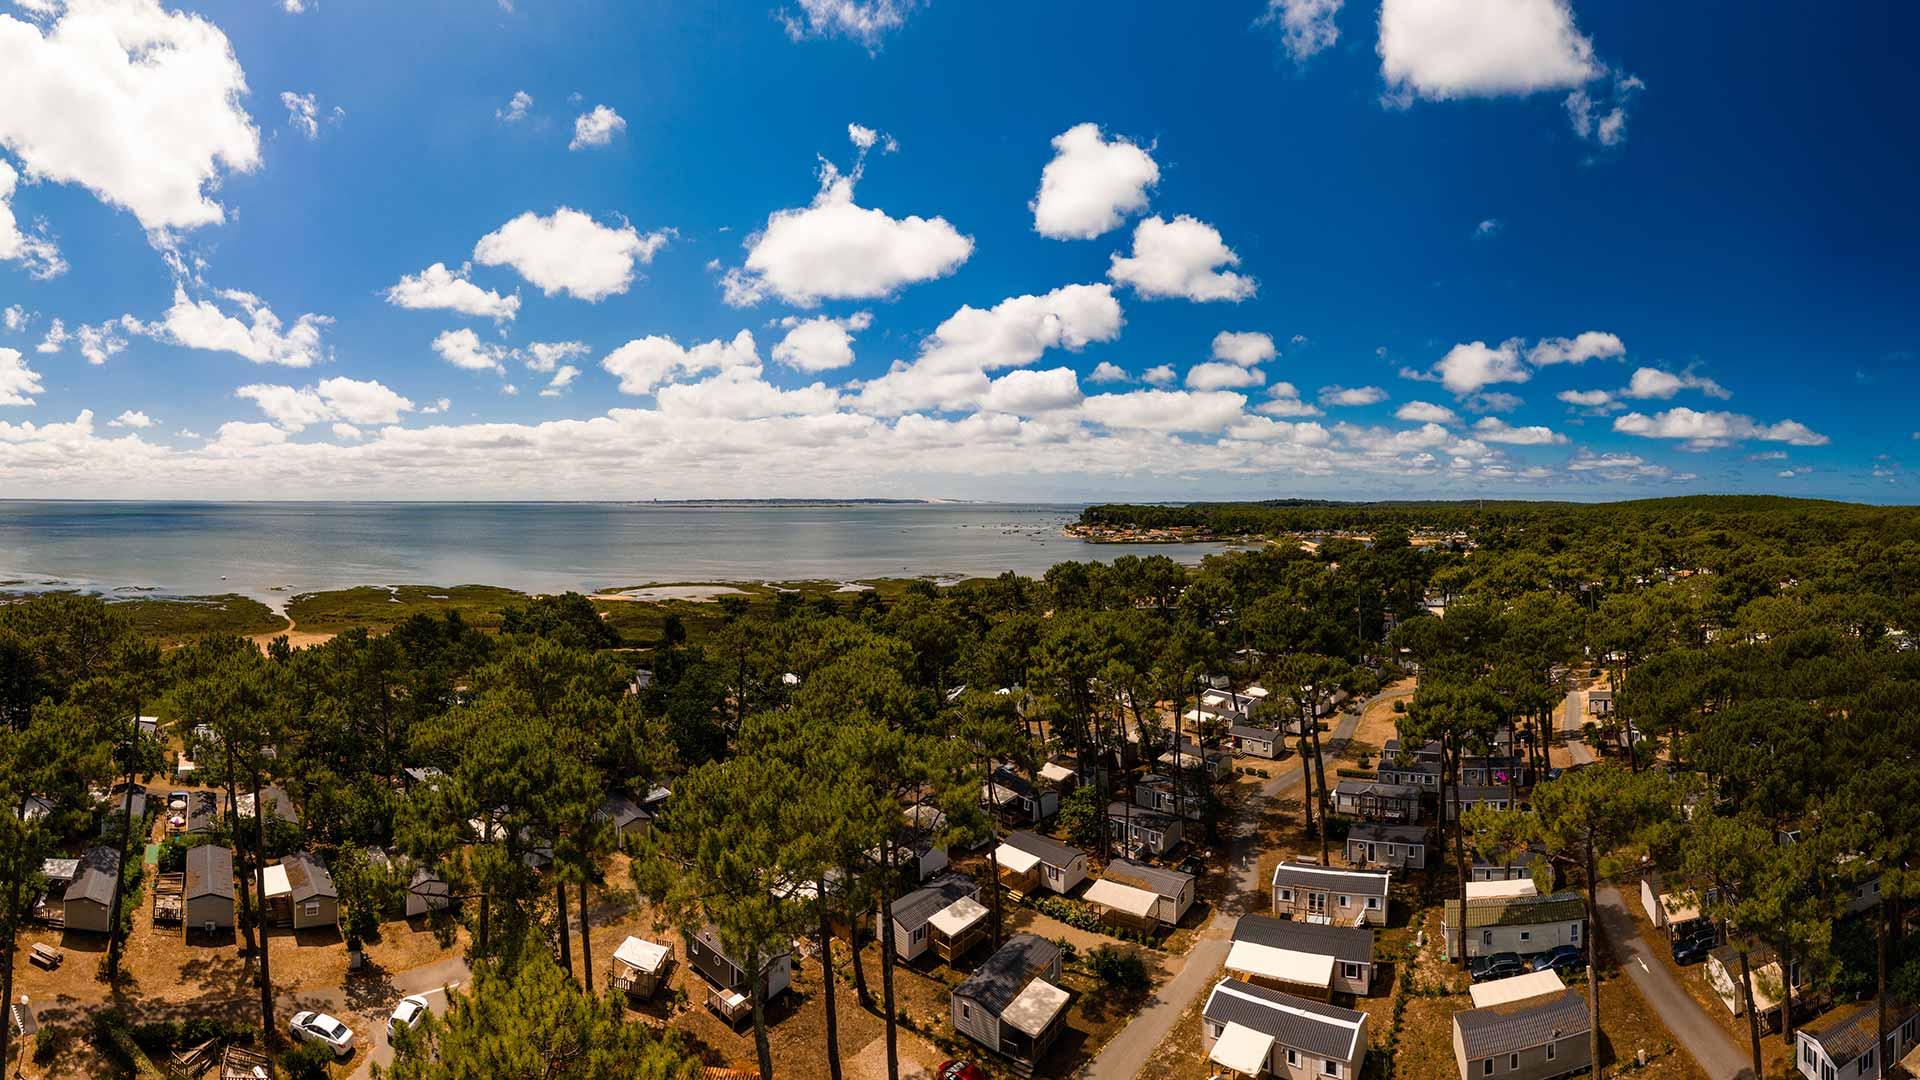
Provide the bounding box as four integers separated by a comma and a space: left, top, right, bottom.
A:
0, 502, 1229, 609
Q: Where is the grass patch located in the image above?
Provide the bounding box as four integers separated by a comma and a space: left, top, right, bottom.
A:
286, 584, 529, 634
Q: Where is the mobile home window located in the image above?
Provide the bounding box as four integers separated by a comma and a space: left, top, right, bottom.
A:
1339, 895, 1351, 908
1321, 1060, 1337, 1077
1366, 896, 1380, 909
1482, 1059, 1494, 1077
1482, 931, 1494, 946
960, 1003, 971, 1021
303, 902, 320, 918
1570, 923, 1580, 943
1287, 1049, 1299, 1067
1546, 1043, 1556, 1062
1342, 962, 1362, 980
1280, 888, 1293, 902
1519, 931, 1531, 942
1510, 1054, 1519, 1070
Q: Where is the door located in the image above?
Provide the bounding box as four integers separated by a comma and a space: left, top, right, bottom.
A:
1366, 843, 1377, 863
1307, 891, 1327, 916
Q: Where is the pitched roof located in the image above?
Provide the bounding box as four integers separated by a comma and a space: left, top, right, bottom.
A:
1003, 830, 1083, 869
64, 846, 119, 906
1106, 802, 1179, 831
184, 845, 234, 901
1200, 978, 1366, 1062
281, 851, 336, 903
890, 877, 979, 931
1233, 914, 1373, 963
1347, 823, 1428, 845
598, 793, 651, 830
1271, 861, 1390, 898
1444, 892, 1585, 930
1333, 779, 1421, 799
1104, 858, 1193, 899
1454, 988, 1591, 1059
953, 934, 1061, 1015
1801, 997, 1920, 1067
1229, 724, 1281, 740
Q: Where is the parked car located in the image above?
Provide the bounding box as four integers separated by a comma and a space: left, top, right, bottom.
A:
1546, 767, 1564, 782
1470, 952, 1526, 983
387, 995, 430, 1038
1672, 926, 1718, 965
936, 1062, 989, 1080
1529, 945, 1587, 975
289, 1012, 354, 1057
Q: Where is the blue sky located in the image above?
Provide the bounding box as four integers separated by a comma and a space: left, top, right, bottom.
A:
0, 0, 1914, 501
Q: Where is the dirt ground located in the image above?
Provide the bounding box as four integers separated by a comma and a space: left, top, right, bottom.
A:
1620, 889, 1794, 1078
1342, 678, 1417, 767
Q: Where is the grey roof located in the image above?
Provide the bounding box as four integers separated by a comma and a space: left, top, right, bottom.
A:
890, 877, 979, 931
64, 846, 119, 907
186, 791, 221, 833
1004, 830, 1083, 869
281, 851, 336, 902
409, 866, 450, 897
1104, 858, 1193, 899
184, 845, 234, 901
1444, 893, 1585, 930
1201, 978, 1365, 1061
1106, 802, 1178, 831
1233, 914, 1373, 964
1347, 823, 1428, 845
1334, 779, 1421, 799
239, 785, 299, 824
1455, 785, 1519, 801
1229, 724, 1281, 740
598, 793, 651, 830
1455, 989, 1591, 1059
1271, 861, 1390, 898
953, 934, 1061, 1015
1801, 997, 1920, 1067
692, 925, 790, 968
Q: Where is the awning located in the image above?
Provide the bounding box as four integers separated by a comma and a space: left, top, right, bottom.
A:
1469, 969, 1564, 1008
1210, 1021, 1275, 1075
995, 844, 1042, 875
613, 936, 670, 974
1001, 978, 1070, 1037
261, 863, 291, 901
928, 896, 989, 937
1224, 940, 1335, 989
1039, 762, 1075, 784
1084, 878, 1159, 919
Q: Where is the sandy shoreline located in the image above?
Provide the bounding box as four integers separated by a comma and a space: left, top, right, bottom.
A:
589, 584, 749, 603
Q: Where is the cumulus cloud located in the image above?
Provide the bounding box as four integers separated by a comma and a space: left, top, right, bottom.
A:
432, 328, 511, 374
1396, 400, 1458, 424
780, 0, 914, 46
497, 90, 533, 123
1186, 362, 1265, 391
1527, 331, 1624, 366
1087, 361, 1131, 384
1211, 331, 1276, 367
0, 346, 44, 406
1613, 407, 1828, 448
1258, 382, 1322, 418
0, 160, 65, 278
141, 287, 330, 366
1472, 417, 1566, 445
538, 364, 580, 397
1140, 364, 1176, 387
1622, 367, 1730, 401
772, 311, 872, 372
1378, 0, 1600, 101
1260, 0, 1343, 62
981, 368, 1083, 415
1031, 123, 1159, 241
75, 320, 128, 365
385, 262, 520, 321
1429, 340, 1528, 395
601, 330, 761, 397
0, 0, 262, 232
2, 306, 26, 333
1319, 385, 1387, 407
523, 341, 589, 373
1226, 415, 1332, 445
724, 135, 971, 307
238, 376, 413, 431
473, 208, 668, 301
1082, 389, 1247, 433
1108, 215, 1256, 302
109, 409, 155, 428
653, 368, 840, 420
1556, 388, 1618, 413
568, 105, 625, 150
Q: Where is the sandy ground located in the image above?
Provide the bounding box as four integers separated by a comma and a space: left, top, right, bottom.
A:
590, 585, 747, 603
248, 615, 336, 650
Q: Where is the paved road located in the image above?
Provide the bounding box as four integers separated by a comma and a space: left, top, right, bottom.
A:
283, 953, 470, 1078
1559, 688, 1745, 1079
1079, 683, 1410, 1080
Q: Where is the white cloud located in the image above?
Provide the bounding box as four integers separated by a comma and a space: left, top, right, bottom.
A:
568, 105, 625, 150
280, 91, 331, 140
419, 398, 450, 415
1566, 73, 1643, 146
1527, 331, 1624, 366
473, 208, 668, 302
601, 330, 760, 397
1030, 123, 1159, 241
0, 160, 65, 278
1622, 367, 1730, 401
981, 368, 1083, 415
780, 0, 913, 46
432, 328, 511, 375
0, 0, 262, 232
1556, 388, 1617, 411
36, 318, 66, 353
0, 346, 44, 406
1226, 415, 1332, 445
845, 123, 896, 154
1108, 215, 1256, 302
1430, 340, 1528, 395
1261, 0, 1343, 62
1462, 390, 1523, 414
1081, 389, 1247, 433
1475, 218, 1502, 238
854, 284, 1122, 415
108, 409, 155, 428
1378, 0, 1600, 101
1613, 408, 1828, 447
496, 90, 532, 123
1185, 362, 1265, 391
144, 287, 330, 366
1319, 385, 1387, 407
539, 365, 580, 397
1211, 330, 1276, 367
237, 376, 412, 431
772, 311, 872, 372
1396, 400, 1458, 424
1087, 361, 1131, 384
1472, 417, 1566, 445
1141, 364, 1176, 387
75, 320, 128, 365
523, 341, 589, 373
1259, 382, 1322, 417
2, 305, 27, 333
726, 148, 971, 307
331, 422, 362, 441
654, 368, 840, 420
385, 262, 520, 321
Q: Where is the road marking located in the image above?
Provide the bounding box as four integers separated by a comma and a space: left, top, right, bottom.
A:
1638, 957, 1649, 973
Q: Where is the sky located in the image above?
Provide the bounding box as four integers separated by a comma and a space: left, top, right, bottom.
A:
0, 0, 1915, 502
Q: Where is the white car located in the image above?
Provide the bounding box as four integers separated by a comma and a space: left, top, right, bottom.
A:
289, 1011, 354, 1057
387, 995, 431, 1038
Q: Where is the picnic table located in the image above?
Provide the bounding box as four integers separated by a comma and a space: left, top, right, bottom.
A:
28, 943, 62, 969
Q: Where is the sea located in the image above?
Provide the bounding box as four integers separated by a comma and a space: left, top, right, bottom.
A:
0, 501, 1230, 610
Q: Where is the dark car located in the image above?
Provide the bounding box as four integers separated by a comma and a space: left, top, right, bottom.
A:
1470, 952, 1527, 983
1546, 767, 1565, 782
937, 1062, 989, 1080
1529, 945, 1587, 975
1672, 927, 1718, 965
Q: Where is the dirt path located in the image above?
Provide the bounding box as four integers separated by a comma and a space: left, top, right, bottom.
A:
249, 612, 335, 650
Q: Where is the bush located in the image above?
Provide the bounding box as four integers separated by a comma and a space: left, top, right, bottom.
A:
1088, 944, 1150, 991
1392, 700, 1406, 713
280, 1040, 336, 1080
34, 1025, 61, 1064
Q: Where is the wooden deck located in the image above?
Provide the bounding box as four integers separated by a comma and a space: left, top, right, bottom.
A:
152, 872, 184, 925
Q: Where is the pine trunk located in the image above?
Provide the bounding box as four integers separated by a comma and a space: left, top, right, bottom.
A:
1735, 938, 1762, 1077
1307, 696, 1329, 864
750, 946, 774, 1080
819, 885, 844, 1080
879, 837, 900, 1080
1, 873, 20, 1067
251, 769, 274, 1045
555, 880, 572, 979
1450, 739, 1469, 968
104, 760, 139, 981
578, 877, 593, 996
1778, 939, 1796, 1047
1585, 844, 1603, 1079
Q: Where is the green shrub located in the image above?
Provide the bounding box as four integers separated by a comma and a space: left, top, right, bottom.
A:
1392, 700, 1406, 713
1087, 944, 1150, 990
280, 1040, 336, 1080
34, 1025, 61, 1064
